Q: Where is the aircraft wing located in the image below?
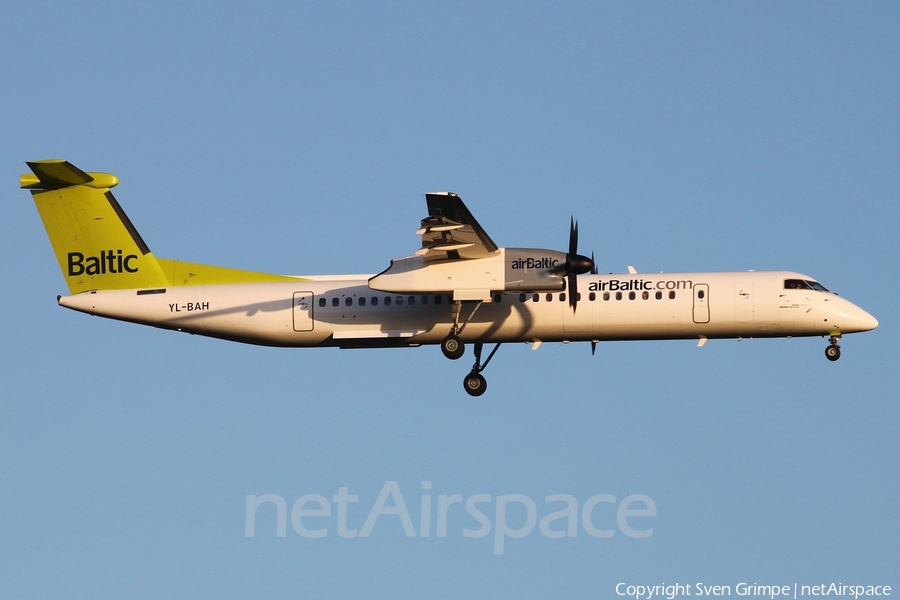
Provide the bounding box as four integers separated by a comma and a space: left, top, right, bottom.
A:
416, 193, 499, 261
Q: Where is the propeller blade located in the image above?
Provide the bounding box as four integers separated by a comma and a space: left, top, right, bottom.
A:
591, 341, 597, 355
568, 272, 578, 312
564, 218, 594, 313
569, 217, 578, 256
591, 251, 598, 275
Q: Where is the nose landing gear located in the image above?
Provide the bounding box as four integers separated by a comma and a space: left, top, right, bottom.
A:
825, 335, 841, 361
463, 342, 502, 397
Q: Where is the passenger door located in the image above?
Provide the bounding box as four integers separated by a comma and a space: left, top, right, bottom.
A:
735, 283, 754, 323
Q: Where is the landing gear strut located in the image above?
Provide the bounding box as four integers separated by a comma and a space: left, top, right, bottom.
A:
825, 335, 841, 361
440, 300, 484, 360
463, 342, 501, 397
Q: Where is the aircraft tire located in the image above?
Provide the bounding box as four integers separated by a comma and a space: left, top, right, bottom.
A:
464, 373, 487, 397
441, 335, 465, 360
825, 344, 841, 361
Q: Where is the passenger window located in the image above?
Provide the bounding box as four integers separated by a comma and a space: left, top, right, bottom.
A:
345, 297, 353, 306
697, 290, 705, 299
359, 297, 366, 307
396, 296, 403, 305
371, 297, 379, 306
532, 294, 539, 302
384, 296, 392, 306
577, 292, 581, 301
408, 296, 416, 305
318, 298, 326, 307
629, 291, 636, 300
332, 298, 339, 307
655, 291, 662, 300
434, 295, 441, 305
546, 293, 553, 302
560, 293, 566, 302
493, 293, 501, 303
589, 292, 596, 301
603, 292, 610, 301
616, 292, 622, 300
422, 296, 429, 305
519, 293, 527, 302
669, 291, 676, 299
642, 291, 649, 300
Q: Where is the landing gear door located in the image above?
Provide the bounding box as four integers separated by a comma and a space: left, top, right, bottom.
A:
293, 292, 314, 332
693, 283, 710, 324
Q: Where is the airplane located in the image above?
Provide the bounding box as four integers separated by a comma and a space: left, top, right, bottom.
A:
21, 159, 878, 396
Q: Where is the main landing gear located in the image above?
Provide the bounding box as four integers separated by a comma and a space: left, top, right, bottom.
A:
825, 335, 841, 361
439, 299, 500, 396
441, 334, 464, 360
463, 342, 502, 397
440, 300, 484, 360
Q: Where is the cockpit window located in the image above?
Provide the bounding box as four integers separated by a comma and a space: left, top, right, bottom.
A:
784, 279, 830, 292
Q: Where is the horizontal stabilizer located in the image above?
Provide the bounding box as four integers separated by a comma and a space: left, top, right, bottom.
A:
21, 159, 119, 190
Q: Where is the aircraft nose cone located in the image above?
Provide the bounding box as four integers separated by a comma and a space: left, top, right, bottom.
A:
858, 310, 878, 332
842, 304, 878, 333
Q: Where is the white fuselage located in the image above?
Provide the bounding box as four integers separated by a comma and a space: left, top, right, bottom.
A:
57, 270, 878, 348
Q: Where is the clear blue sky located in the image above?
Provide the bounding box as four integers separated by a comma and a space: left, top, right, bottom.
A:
2, 2, 897, 598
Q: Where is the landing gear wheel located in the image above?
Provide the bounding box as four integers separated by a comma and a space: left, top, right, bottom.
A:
463, 372, 487, 396
441, 335, 465, 360
825, 344, 841, 361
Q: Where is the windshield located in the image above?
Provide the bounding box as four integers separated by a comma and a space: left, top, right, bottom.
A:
784, 279, 830, 292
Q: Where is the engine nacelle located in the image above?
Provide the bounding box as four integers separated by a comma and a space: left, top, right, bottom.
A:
368, 248, 569, 299
502, 248, 568, 291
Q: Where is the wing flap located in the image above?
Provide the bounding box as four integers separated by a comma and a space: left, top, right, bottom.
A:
419, 193, 498, 260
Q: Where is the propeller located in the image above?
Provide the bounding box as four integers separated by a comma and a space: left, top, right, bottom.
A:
556, 217, 595, 312
590, 252, 598, 356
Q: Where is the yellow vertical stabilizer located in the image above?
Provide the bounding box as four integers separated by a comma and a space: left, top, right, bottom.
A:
22, 159, 304, 293
23, 160, 171, 294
